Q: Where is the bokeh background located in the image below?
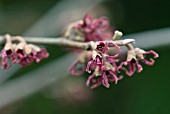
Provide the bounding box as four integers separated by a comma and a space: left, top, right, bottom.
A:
0, 0, 170, 114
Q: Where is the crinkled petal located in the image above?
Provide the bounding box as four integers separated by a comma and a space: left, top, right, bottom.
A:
102, 72, 110, 88
35, 48, 49, 63
0, 50, 12, 69
96, 55, 102, 65
143, 50, 159, 58
136, 61, 143, 73
108, 70, 119, 84
69, 60, 85, 76
141, 58, 155, 65
90, 77, 102, 89
86, 60, 94, 73
108, 42, 120, 50
86, 74, 95, 87
95, 17, 109, 31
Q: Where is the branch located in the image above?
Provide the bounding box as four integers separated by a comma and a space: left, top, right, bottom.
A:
0, 35, 135, 50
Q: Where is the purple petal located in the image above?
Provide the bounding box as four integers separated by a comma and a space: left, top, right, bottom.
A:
96, 56, 102, 65
95, 17, 109, 31
108, 42, 120, 50
117, 62, 126, 72
102, 72, 110, 88
86, 74, 95, 87
19, 56, 34, 67
102, 42, 108, 53
144, 50, 159, 58
128, 62, 136, 76
136, 61, 143, 73
86, 60, 94, 73
141, 58, 155, 65
90, 77, 102, 89
35, 48, 49, 63
0, 50, 12, 69
108, 70, 118, 84
69, 60, 85, 76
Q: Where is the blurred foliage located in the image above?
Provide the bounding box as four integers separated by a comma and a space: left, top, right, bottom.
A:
104, 0, 170, 34
0, 0, 170, 114
11, 46, 170, 114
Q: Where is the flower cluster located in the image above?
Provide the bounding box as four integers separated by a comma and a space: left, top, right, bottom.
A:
70, 40, 158, 89
0, 35, 49, 69
65, 15, 113, 42
85, 41, 122, 89
68, 15, 159, 89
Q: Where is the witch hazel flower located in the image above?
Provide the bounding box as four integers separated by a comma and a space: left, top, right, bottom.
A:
118, 45, 159, 76
85, 41, 122, 89
134, 48, 159, 65
118, 49, 142, 76
0, 35, 49, 69
13, 36, 49, 67
0, 34, 15, 69
65, 14, 113, 42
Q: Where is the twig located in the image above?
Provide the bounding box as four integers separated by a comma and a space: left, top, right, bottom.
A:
0, 36, 135, 50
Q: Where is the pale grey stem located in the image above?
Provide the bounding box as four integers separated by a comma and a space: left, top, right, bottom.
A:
0, 35, 135, 50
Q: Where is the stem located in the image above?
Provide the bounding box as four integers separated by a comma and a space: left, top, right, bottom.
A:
12, 36, 27, 44
0, 35, 135, 50
4, 34, 12, 50
126, 43, 134, 50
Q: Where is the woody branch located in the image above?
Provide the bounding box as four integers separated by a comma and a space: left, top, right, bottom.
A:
0, 35, 135, 50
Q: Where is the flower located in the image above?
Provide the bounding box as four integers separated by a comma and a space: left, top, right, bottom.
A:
34, 48, 49, 63
85, 41, 122, 89
135, 48, 159, 65
0, 35, 49, 69
118, 48, 159, 76
77, 15, 113, 42
0, 34, 15, 69
0, 49, 13, 69
65, 15, 113, 42
15, 44, 49, 67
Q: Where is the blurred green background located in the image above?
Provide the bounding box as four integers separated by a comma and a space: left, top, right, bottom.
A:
0, 0, 170, 114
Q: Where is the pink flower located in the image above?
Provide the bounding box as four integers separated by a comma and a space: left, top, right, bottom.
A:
13, 46, 49, 67
135, 48, 159, 65
118, 48, 159, 76
34, 48, 49, 63
118, 58, 143, 76
85, 41, 122, 89
76, 15, 113, 42
0, 49, 13, 69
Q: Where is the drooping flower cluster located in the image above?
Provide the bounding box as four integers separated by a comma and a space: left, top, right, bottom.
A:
68, 15, 159, 89
70, 40, 158, 89
85, 41, 122, 88
0, 35, 49, 69
65, 15, 113, 42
